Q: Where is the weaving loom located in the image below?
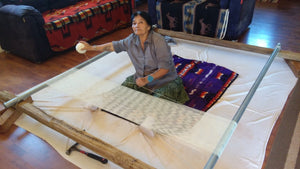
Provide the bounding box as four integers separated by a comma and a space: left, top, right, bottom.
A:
0, 29, 299, 169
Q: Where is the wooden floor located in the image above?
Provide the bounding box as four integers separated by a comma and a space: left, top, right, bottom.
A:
0, 0, 299, 168
239, 0, 300, 53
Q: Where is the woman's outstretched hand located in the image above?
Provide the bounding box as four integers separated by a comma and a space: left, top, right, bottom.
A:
77, 41, 114, 53
78, 41, 93, 51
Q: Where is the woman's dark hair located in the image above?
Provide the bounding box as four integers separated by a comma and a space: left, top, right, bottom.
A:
131, 11, 152, 30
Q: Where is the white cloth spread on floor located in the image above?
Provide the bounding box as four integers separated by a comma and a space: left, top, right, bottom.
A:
15, 38, 297, 169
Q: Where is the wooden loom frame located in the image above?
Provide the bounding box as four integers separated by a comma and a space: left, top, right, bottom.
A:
0, 29, 299, 169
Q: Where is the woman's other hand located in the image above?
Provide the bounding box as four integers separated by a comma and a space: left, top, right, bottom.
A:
136, 77, 148, 87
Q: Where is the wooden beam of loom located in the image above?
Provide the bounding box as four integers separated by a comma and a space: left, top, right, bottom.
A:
0, 91, 155, 169
154, 28, 300, 61
154, 28, 300, 77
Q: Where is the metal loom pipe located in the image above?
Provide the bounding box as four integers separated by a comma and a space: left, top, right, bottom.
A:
204, 43, 281, 169
4, 51, 110, 108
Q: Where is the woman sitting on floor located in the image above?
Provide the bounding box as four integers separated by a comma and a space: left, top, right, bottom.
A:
78, 11, 189, 104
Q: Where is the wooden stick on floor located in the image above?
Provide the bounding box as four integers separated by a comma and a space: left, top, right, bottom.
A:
0, 90, 155, 169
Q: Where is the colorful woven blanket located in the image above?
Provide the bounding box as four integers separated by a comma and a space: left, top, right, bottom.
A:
41, 0, 131, 51
173, 55, 238, 111
43, 0, 130, 31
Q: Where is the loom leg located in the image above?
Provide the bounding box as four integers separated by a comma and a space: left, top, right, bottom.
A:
0, 108, 22, 133
0, 90, 32, 133
0, 103, 6, 115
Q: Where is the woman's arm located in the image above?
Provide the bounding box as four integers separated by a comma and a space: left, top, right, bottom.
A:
79, 41, 115, 52
136, 68, 169, 87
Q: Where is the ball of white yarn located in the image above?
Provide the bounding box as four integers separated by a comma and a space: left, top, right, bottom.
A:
76, 42, 86, 54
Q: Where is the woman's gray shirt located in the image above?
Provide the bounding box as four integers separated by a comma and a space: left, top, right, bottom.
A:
112, 31, 177, 89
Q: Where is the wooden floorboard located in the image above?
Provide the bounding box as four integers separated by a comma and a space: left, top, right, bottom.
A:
0, 0, 299, 168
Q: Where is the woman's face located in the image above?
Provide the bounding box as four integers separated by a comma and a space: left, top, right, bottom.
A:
132, 15, 151, 36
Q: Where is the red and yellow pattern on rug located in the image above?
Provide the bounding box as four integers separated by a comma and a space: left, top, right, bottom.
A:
42, 0, 131, 51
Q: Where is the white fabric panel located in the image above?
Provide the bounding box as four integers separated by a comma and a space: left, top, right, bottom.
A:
15, 38, 297, 169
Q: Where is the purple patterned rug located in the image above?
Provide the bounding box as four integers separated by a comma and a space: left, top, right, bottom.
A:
173, 55, 239, 112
